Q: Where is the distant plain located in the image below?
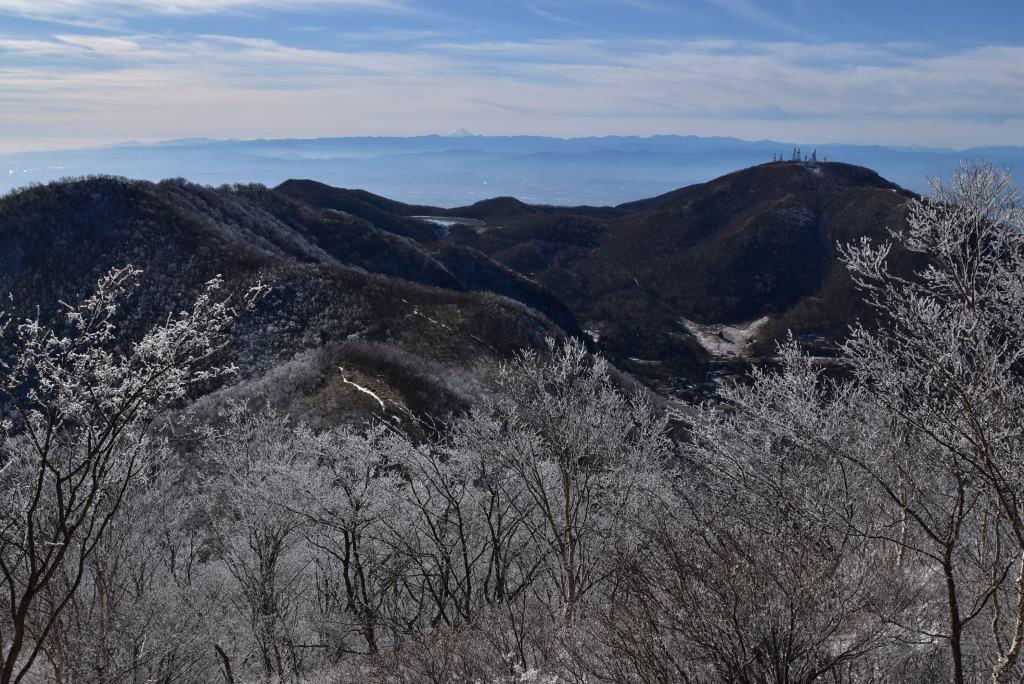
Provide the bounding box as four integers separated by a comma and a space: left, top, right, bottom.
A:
4, 133, 1021, 206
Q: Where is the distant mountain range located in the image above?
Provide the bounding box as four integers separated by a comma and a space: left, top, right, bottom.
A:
2, 134, 1020, 206
1, 160, 921, 417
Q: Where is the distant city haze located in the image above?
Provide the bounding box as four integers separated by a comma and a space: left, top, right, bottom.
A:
2, 134, 1021, 206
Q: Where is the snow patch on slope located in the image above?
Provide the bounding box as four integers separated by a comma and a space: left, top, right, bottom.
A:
680, 316, 770, 358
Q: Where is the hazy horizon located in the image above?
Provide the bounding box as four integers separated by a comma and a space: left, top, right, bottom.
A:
5, 131, 1022, 206
9, 130, 1024, 156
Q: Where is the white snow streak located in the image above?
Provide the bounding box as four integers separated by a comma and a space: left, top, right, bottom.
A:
339, 367, 386, 411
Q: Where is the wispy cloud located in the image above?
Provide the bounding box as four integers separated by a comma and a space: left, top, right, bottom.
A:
524, 3, 589, 28
0, 0, 409, 19
1, 32, 1022, 149
600, 0, 672, 12
0, 37, 82, 54
706, 0, 809, 39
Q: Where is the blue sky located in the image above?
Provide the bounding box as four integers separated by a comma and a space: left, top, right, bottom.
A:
0, 0, 1022, 151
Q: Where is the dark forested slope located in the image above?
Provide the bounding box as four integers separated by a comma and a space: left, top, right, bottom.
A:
1, 161, 918, 412
429, 161, 915, 382
0, 177, 573, 427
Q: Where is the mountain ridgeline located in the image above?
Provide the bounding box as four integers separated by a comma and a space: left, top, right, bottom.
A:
0, 161, 914, 415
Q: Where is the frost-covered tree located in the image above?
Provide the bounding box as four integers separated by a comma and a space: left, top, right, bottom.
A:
0, 267, 265, 684
675, 162, 1024, 684
841, 162, 1024, 682
191, 407, 319, 681
40, 457, 213, 683
674, 347, 933, 681
292, 423, 406, 660
462, 339, 671, 628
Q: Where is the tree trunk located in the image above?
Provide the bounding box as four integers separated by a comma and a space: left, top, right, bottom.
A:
943, 551, 965, 684
214, 644, 235, 684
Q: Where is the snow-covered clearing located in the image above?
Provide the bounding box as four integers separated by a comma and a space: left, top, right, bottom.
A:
680, 316, 770, 358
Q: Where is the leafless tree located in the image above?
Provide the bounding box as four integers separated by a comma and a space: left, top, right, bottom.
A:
0, 267, 264, 684
842, 162, 1024, 682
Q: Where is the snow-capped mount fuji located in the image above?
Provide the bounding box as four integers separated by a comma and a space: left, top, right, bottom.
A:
445, 127, 480, 138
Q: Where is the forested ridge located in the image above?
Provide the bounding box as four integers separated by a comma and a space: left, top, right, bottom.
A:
2, 162, 1023, 682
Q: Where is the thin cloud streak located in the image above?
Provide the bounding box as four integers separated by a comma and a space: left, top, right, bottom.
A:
0, 0, 409, 19
706, 0, 810, 39
0, 33, 1022, 148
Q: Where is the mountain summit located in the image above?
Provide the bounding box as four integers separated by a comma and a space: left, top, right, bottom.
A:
431, 161, 917, 382
445, 127, 479, 138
